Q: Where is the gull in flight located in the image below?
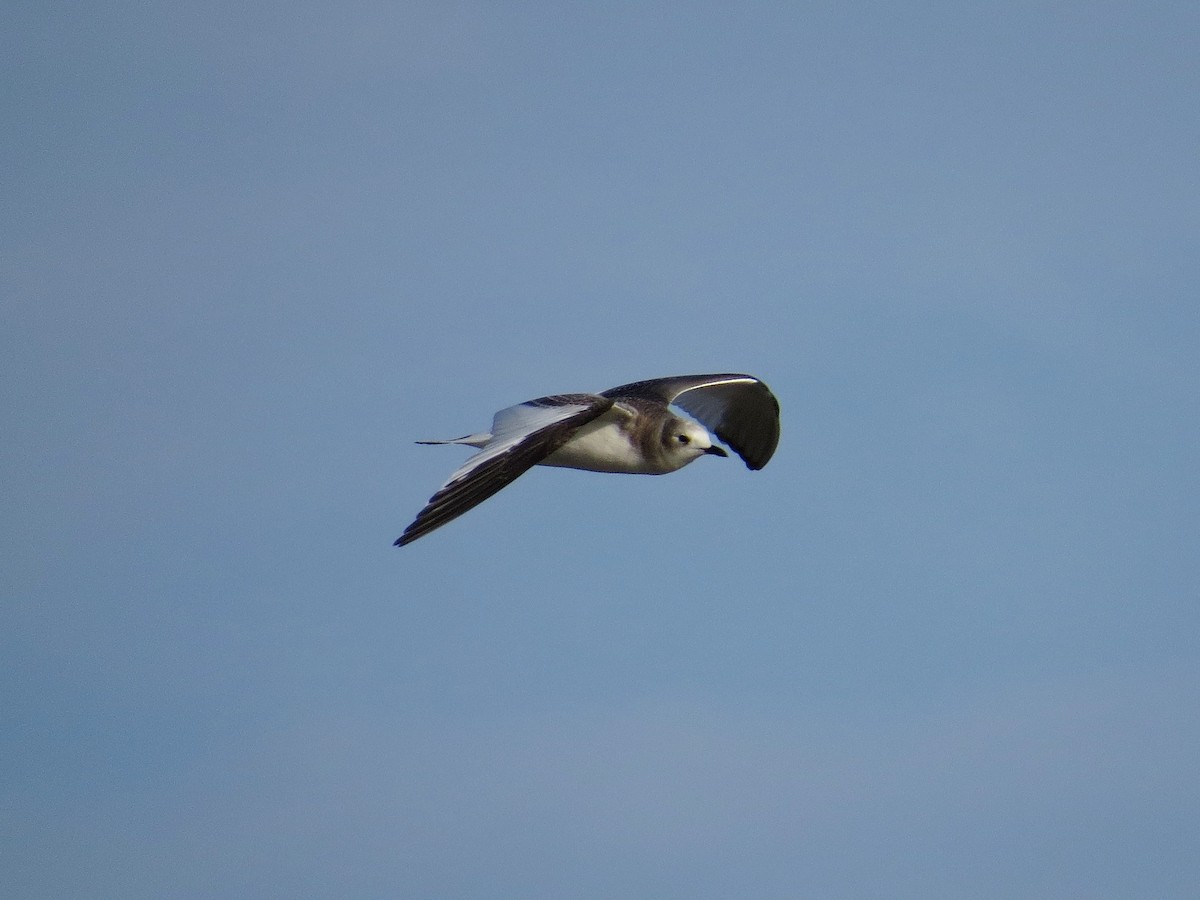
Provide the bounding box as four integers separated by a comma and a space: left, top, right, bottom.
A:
395, 373, 780, 546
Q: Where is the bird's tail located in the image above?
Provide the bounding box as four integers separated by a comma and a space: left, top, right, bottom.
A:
415, 432, 492, 448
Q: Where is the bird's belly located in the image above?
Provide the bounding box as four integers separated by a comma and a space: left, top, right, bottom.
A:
540, 419, 664, 474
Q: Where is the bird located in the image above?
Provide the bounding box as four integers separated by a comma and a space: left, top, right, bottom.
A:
394, 373, 780, 546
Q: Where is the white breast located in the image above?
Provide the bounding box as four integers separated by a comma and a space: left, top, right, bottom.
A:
539, 411, 662, 474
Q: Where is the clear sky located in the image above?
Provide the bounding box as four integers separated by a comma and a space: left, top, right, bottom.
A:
4, 2, 1198, 897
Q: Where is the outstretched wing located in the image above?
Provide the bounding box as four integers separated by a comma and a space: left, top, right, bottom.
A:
603, 374, 780, 470
396, 393, 612, 546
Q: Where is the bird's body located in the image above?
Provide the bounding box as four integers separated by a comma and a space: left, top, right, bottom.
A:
540, 402, 665, 472
396, 374, 780, 546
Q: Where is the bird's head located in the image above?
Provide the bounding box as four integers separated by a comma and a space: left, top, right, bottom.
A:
661, 416, 727, 469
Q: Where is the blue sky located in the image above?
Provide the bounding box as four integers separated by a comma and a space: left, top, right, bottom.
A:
4, 2, 1198, 897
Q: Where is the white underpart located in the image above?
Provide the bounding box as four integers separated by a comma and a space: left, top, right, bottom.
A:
541, 406, 713, 474
540, 413, 649, 472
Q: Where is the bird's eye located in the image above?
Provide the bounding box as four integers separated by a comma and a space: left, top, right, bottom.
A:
677, 434, 690, 444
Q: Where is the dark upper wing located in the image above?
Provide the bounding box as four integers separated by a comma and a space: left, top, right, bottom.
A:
603, 374, 780, 470
396, 394, 612, 546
